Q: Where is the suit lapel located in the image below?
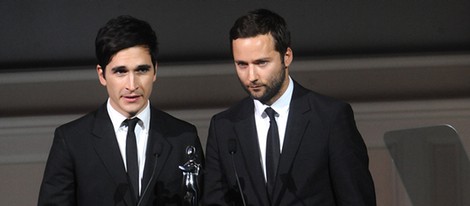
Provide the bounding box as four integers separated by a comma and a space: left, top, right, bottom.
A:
142, 123, 171, 189
273, 82, 312, 204
139, 108, 172, 205
91, 104, 134, 205
142, 130, 169, 186
233, 100, 271, 205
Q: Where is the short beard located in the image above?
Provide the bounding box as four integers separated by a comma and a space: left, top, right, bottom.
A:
243, 67, 286, 105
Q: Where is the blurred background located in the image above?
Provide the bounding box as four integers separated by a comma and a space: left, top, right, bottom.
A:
1, 1, 470, 205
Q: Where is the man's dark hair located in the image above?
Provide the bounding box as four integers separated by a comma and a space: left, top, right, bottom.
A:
95, 15, 158, 75
229, 9, 291, 60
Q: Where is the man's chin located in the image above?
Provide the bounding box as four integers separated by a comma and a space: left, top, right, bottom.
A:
250, 93, 262, 100
251, 93, 267, 102
122, 105, 144, 117
251, 92, 277, 105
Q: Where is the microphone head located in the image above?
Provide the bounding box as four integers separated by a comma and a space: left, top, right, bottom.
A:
228, 139, 237, 155
154, 144, 163, 157
186, 145, 196, 156
186, 145, 197, 160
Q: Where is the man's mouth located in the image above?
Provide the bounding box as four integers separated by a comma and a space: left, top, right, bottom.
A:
249, 83, 262, 88
123, 95, 141, 102
249, 84, 263, 91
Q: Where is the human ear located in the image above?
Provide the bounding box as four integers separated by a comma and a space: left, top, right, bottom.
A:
284, 47, 293, 67
96, 65, 107, 86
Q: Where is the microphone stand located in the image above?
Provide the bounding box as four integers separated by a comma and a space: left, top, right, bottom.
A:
228, 139, 247, 206
179, 146, 201, 206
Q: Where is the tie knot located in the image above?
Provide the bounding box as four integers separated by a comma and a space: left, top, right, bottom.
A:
124, 118, 140, 130
265, 107, 277, 120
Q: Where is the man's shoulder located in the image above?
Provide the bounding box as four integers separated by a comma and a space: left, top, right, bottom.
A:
307, 90, 346, 106
294, 81, 348, 108
211, 97, 252, 121
150, 106, 196, 130
56, 107, 103, 131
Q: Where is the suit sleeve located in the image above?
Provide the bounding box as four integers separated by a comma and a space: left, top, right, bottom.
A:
202, 116, 230, 205
328, 104, 376, 206
38, 127, 77, 206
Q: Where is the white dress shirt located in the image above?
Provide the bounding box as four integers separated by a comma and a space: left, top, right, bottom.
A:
254, 76, 293, 181
107, 99, 150, 195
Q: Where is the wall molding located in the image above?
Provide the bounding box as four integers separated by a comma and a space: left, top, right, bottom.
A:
2, 53, 470, 116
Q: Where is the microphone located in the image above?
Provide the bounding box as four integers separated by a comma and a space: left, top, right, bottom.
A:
137, 145, 162, 206
228, 139, 247, 206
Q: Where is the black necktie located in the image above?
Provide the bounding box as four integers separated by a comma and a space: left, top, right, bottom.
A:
125, 118, 140, 200
265, 107, 280, 197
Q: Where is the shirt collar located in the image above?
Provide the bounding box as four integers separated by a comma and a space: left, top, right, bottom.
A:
254, 76, 294, 117
107, 99, 151, 132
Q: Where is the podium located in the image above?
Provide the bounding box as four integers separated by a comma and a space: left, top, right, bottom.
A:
384, 125, 470, 206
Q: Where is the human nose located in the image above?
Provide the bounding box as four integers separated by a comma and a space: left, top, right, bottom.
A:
247, 66, 258, 82
127, 73, 138, 91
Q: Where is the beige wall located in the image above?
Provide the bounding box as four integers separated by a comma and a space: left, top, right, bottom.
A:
2, 99, 470, 205
2, 53, 469, 205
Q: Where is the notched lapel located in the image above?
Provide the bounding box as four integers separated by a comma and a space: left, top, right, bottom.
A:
139, 127, 171, 206
91, 107, 134, 205
92, 109, 128, 182
273, 84, 312, 202
233, 106, 271, 206
143, 128, 171, 186
278, 99, 311, 175
234, 117, 265, 180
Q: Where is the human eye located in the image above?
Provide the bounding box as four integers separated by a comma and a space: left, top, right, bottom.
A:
236, 61, 248, 69
136, 65, 151, 74
258, 61, 268, 66
255, 60, 268, 67
112, 67, 127, 76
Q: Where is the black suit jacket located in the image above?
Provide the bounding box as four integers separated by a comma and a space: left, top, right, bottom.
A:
38, 103, 204, 206
203, 81, 375, 206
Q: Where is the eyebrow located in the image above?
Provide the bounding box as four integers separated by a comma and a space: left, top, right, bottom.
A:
235, 58, 270, 64
110, 64, 152, 72
136, 65, 151, 70
111, 66, 127, 72
253, 58, 269, 64
235, 60, 248, 64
